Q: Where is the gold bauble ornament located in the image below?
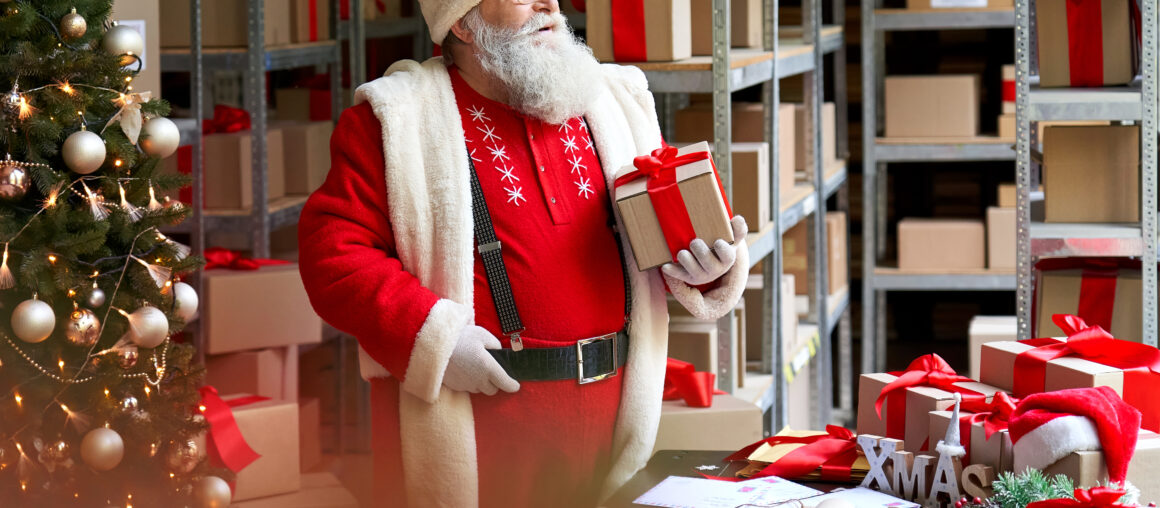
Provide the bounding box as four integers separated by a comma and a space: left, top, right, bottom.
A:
12, 298, 55, 343
37, 438, 73, 473
0, 158, 29, 201
80, 427, 124, 471
194, 476, 232, 508
59, 8, 87, 40
119, 396, 139, 413
64, 308, 100, 347
165, 439, 201, 474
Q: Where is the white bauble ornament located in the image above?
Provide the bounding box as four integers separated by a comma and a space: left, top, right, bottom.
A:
814, 500, 855, 508
80, 427, 124, 471
12, 298, 55, 343
102, 24, 144, 66
173, 282, 199, 323
125, 305, 167, 348
62, 130, 106, 174
193, 476, 232, 508
139, 117, 180, 158
88, 287, 106, 308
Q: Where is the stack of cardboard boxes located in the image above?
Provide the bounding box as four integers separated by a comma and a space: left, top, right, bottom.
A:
160, 0, 331, 47
587, 0, 767, 63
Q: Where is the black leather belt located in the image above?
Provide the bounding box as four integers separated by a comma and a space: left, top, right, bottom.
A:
488, 330, 629, 384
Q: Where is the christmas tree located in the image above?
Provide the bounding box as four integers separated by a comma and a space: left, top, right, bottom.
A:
0, 1, 225, 506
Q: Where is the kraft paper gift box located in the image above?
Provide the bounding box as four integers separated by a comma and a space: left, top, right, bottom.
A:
653, 393, 763, 453
161, 0, 292, 48
793, 102, 837, 171
929, 410, 1014, 472
203, 263, 323, 354
298, 397, 322, 472
273, 121, 333, 195
223, 395, 301, 501
668, 317, 719, 378
276, 88, 333, 123
1001, 64, 1015, 114
998, 114, 1016, 140
232, 472, 359, 508
1041, 430, 1160, 504
668, 300, 745, 388
111, 0, 161, 97
885, 75, 979, 138
998, 183, 1016, 208
987, 207, 1015, 270
730, 142, 771, 233
203, 128, 286, 210
290, 0, 331, 43
205, 349, 286, 400
691, 0, 762, 55
898, 219, 986, 271
739, 429, 870, 483
1036, 0, 1137, 88
614, 141, 734, 270
979, 340, 1127, 397
1043, 125, 1139, 223
1035, 264, 1143, 343
587, 0, 692, 62
857, 372, 1006, 452
827, 212, 848, 295
969, 316, 1017, 380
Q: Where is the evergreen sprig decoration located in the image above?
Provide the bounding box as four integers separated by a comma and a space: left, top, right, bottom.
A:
990, 470, 1076, 508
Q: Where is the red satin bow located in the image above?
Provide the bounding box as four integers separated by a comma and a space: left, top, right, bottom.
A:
204, 247, 292, 271
198, 386, 262, 474
203, 105, 251, 135
615, 144, 718, 260
957, 391, 1018, 465
720, 426, 860, 483
1026, 487, 1130, 508
874, 354, 984, 442
662, 358, 722, 408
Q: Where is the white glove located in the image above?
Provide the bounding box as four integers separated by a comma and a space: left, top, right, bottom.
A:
661, 216, 748, 285
442, 325, 521, 395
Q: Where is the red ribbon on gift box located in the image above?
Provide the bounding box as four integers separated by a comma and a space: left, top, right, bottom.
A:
710, 426, 860, 483
1065, 0, 1106, 87
1002, 79, 1016, 102
614, 144, 732, 263
1026, 486, 1131, 508
610, 0, 647, 61
662, 358, 724, 408
874, 354, 988, 447
204, 247, 292, 271
203, 105, 251, 135
1033, 258, 1142, 336
308, 0, 318, 41
956, 391, 1018, 465
198, 386, 262, 475
1013, 314, 1160, 431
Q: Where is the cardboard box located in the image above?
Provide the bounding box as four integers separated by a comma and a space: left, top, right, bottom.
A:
979, 340, 1125, 397
203, 129, 286, 210
274, 121, 333, 195
668, 317, 719, 377
986, 207, 1015, 270
783, 221, 809, 294
929, 410, 1014, 472
793, 102, 837, 170
897, 219, 986, 271
232, 472, 358, 508
857, 373, 1005, 451
1001, 64, 1015, 114
674, 102, 792, 158
205, 349, 286, 400
884, 75, 979, 138
226, 395, 301, 501
1035, 268, 1143, 343
276, 88, 332, 123
781, 275, 798, 358
161, 0, 292, 48
998, 113, 1015, 140
1040, 430, 1160, 504
743, 275, 763, 362
826, 211, 848, 295
1037, 0, 1135, 88
587, 0, 692, 62
691, 0, 762, 55
290, 0, 331, 43
998, 183, 1016, 208
653, 393, 763, 452
203, 264, 323, 354
730, 142, 771, 232
1043, 125, 1139, 223
111, 0, 161, 97
298, 397, 322, 472
968, 316, 1017, 380
614, 141, 734, 270
907, 0, 1013, 8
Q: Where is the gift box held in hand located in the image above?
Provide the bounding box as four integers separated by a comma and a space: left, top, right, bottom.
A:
1036, 0, 1140, 88
614, 142, 734, 271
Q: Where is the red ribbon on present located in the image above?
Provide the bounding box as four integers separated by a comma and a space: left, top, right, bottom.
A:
610, 0, 647, 62
198, 386, 262, 474
1002, 79, 1016, 102
308, 0, 318, 41
1026, 487, 1130, 508
874, 354, 987, 444
1066, 0, 1105, 87
662, 358, 724, 408
1033, 258, 1140, 336
708, 426, 860, 483
956, 391, 1018, 465
204, 247, 292, 271
203, 105, 251, 135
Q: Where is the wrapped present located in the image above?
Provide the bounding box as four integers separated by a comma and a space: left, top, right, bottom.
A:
202, 248, 322, 354
298, 397, 322, 472
856, 354, 1007, 452
979, 314, 1160, 432
1041, 436, 1160, 505
668, 318, 719, 379
1036, 0, 1140, 88
969, 315, 1017, 380
205, 349, 287, 400
730, 426, 869, 483
586, 0, 692, 62
614, 142, 734, 270
1035, 258, 1143, 342
1001, 64, 1015, 114
653, 393, 762, 453
274, 121, 334, 195
1043, 125, 1139, 223
928, 392, 1018, 472
290, 0, 330, 43
220, 394, 300, 501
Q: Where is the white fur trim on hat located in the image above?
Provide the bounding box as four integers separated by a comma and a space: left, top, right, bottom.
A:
1013, 415, 1101, 474
418, 0, 483, 45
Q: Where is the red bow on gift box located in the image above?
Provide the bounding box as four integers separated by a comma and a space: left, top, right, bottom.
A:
662, 358, 723, 408
713, 425, 861, 483
204, 247, 291, 271
1026, 486, 1131, 508
203, 105, 251, 135
957, 391, 1018, 465
875, 354, 987, 443
198, 386, 262, 475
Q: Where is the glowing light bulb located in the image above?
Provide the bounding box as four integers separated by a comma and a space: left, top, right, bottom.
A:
58, 359, 64, 370
47, 254, 57, 264
13, 393, 21, 405
104, 388, 110, 397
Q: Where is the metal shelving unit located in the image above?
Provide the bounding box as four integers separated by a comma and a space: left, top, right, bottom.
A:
1014, 1, 1158, 344
860, 6, 1017, 374
338, 0, 428, 107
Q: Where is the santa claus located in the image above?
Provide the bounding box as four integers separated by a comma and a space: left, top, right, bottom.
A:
298, 1, 750, 506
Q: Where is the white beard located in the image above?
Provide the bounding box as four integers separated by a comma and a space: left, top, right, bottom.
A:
465, 11, 603, 125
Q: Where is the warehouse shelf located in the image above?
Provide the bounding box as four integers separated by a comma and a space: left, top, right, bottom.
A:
163, 197, 309, 234
747, 222, 778, 270
336, 17, 422, 40
822, 160, 848, 198
824, 288, 850, 337
874, 136, 1015, 162
1027, 85, 1143, 122
871, 268, 1017, 291
160, 41, 339, 72
873, 7, 1014, 31
735, 373, 775, 412
779, 184, 819, 235
1030, 223, 1145, 258
738, 324, 821, 414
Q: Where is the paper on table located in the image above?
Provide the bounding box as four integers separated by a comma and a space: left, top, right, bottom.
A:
804, 487, 920, 507
633, 475, 822, 508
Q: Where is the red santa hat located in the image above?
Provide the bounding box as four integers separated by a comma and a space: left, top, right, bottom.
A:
1009, 386, 1141, 484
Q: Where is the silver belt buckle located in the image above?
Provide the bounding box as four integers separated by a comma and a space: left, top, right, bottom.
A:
576, 332, 619, 384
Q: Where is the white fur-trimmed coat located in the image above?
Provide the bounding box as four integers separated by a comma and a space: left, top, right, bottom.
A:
351, 57, 748, 506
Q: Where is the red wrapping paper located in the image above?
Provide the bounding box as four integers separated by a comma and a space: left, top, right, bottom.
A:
1033, 258, 1142, 340
609, 0, 647, 62
1026, 486, 1130, 507
708, 426, 860, 483
199, 386, 262, 475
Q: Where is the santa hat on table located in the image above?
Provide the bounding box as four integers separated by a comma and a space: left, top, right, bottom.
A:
1009, 386, 1142, 484
418, 0, 483, 45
